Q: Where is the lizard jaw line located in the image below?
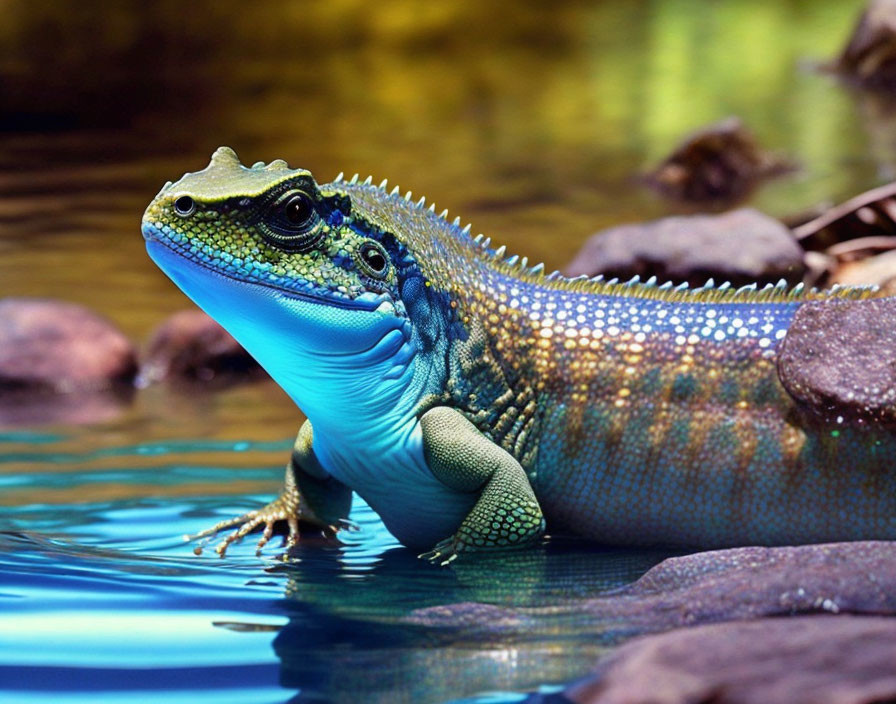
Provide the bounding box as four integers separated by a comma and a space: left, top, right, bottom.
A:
142, 222, 402, 316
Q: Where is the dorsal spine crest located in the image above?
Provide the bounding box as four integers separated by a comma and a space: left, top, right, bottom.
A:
333, 177, 878, 305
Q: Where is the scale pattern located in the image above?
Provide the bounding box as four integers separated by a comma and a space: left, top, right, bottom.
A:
339, 179, 896, 548
143, 148, 896, 552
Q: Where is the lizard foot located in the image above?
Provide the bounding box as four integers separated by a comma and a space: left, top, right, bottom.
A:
187, 491, 313, 557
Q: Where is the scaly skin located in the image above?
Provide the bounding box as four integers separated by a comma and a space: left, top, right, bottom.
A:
142, 147, 896, 563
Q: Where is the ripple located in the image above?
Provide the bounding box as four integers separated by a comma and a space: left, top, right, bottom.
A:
0, 428, 671, 703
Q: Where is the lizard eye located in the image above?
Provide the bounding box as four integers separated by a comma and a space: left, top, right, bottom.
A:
356, 241, 390, 279
283, 193, 316, 227
260, 190, 324, 252
173, 195, 195, 216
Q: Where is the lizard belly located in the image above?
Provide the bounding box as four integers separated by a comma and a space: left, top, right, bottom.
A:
312, 427, 476, 551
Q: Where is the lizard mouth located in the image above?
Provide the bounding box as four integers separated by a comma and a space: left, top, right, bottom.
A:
142, 221, 401, 315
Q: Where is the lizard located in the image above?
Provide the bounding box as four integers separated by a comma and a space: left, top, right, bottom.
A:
141, 146, 896, 564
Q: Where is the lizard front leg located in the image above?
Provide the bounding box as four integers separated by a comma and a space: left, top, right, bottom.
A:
418, 406, 545, 565
191, 419, 352, 556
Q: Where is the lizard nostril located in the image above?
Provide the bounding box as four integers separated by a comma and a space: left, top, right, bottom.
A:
173, 195, 195, 216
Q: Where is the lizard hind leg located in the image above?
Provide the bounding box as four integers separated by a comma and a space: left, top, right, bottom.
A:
187, 419, 353, 557
418, 406, 545, 565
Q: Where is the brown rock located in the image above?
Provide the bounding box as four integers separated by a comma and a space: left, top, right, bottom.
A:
838, 0, 896, 91
565, 615, 896, 704
777, 297, 896, 425
564, 208, 805, 287
409, 542, 896, 639
138, 309, 264, 386
645, 117, 793, 203
0, 298, 136, 393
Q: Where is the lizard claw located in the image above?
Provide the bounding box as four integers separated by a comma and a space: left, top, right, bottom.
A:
418, 537, 460, 566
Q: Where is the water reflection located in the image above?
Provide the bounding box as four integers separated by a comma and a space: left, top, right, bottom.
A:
0, 387, 136, 428
256, 538, 667, 703
2, 468, 671, 704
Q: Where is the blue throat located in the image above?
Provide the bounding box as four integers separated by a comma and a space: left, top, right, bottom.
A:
145, 238, 450, 440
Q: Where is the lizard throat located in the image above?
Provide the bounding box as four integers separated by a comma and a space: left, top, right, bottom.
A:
145, 233, 419, 420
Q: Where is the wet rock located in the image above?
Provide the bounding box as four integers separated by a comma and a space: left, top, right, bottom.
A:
777, 297, 896, 425
409, 542, 896, 640
138, 309, 264, 386
0, 298, 136, 393
837, 0, 896, 91
563, 615, 896, 704
645, 117, 793, 202
564, 208, 805, 287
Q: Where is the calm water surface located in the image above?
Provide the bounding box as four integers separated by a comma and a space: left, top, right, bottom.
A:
0, 401, 669, 703
1, 0, 893, 701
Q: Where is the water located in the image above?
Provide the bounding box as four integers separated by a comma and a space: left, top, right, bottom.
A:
0, 407, 669, 703
1, 0, 893, 701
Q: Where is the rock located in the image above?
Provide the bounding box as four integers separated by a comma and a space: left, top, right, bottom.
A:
564, 208, 805, 287
645, 117, 793, 203
408, 542, 896, 640
138, 309, 264, 386
837, 0, 896, 91
777, 297, 896, 425
563, 615, 896, 704
0, 298, 136, 393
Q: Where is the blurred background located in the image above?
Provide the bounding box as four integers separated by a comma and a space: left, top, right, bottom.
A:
2, 0, 887, 340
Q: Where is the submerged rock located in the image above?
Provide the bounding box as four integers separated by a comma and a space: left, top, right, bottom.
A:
837, 0, 896, 91
563, 615, 896, 704
409, 542, 896, 639
644, 117, 793, 203
0, 298, 136, 392
138, 309, 264, 386
564, 208, 805, 287
777, 297, 896, 425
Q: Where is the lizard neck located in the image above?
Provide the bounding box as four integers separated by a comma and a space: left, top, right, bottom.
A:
148, 238, 430, 439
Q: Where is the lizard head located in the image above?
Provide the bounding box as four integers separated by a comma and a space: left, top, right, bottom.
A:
142, 147, 459, 418
142, 146, 403, 325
